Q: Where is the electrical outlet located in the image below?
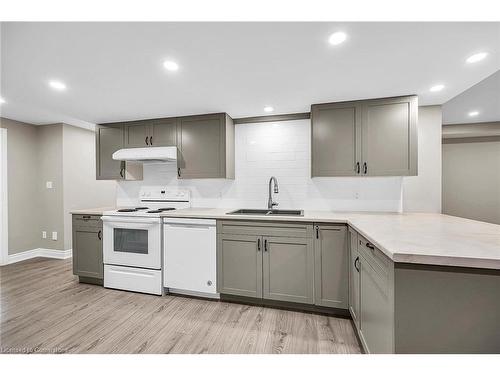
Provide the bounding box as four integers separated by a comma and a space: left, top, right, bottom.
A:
42, 231, 47, 239
46, 181, 53, 189
52, 231, 57, 241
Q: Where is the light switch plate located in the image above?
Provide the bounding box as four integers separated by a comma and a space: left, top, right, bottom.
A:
46, 181, 53, 189
52, 231, 57, 241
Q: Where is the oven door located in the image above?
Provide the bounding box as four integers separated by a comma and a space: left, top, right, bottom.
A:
102, 216, 161, 270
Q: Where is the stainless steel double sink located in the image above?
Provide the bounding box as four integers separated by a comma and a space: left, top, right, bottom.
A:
227, 209, 304, 216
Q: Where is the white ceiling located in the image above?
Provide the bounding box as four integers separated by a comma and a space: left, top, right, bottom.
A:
1, 22, 500, 127
442, 70, 500, 124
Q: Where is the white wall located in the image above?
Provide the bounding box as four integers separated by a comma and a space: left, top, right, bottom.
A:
402, 106, 442, 213
117, 108, 442, 212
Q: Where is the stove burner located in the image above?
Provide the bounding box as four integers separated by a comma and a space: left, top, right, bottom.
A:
117, 208, 137, 213
135, 207, 150, 210
147, 210, 163, 213
158, 208, 176, 211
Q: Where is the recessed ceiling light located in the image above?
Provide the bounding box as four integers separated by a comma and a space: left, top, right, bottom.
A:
466, 52, 488, 64
468, 110, 479, 117
0, 97, 5, 104
49, 80, 67, 91
430, 84, 445, 92
163, 60, 179, 71
328, 31, 347, 46
264, 106, 274, 113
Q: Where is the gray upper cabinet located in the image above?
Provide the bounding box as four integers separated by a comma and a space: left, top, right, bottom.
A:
177, 113, 234, 179
96, 124, 125, 180
217, 234, 262, 298
311, 102, 361, 176
314, 225, 349, 309
124, 121, 151, 148
124, 119, 177, 148
72, 215, 103, 281
311, 95, 418, 177
263, 236, 314, 304
151, 118, 177, 147
96, 123, 143, 181
361, 96, 418, 176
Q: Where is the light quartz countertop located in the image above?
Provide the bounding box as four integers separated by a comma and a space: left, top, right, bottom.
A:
70, 207, 116, 215
160, 208, 500, 270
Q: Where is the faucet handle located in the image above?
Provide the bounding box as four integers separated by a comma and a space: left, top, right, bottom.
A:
271, 201, 279, 208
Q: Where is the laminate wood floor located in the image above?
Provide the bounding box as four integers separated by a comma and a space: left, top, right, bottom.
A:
0, 258, 362, 354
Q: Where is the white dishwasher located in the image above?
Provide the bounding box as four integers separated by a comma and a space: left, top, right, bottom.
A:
163, 218, 218, 299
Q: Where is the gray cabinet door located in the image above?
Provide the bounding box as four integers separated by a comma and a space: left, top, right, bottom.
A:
311, 101, 362, 177
313, 225, 349, 309
217, 234, 262, 298
263, 236, 314, 304
151, 118, 177, 147
96, 124, 124, 180
177, 114, 225, 178
72, 225, 103, 279
359, 256, 393, 354
124, 121, 151, 148
361, 96, 418, 176
348, 227, 360, 327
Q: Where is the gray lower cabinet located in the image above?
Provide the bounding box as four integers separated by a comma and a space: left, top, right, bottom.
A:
217, 234, 262, 298
72, 215, 103, 283
314, 225, 349, 308
311, 95, 418, 177
353, 232, 395, 354
177, 113, 234, 179
217, 221, 314, 304
348, 227, 360, 328
263, 236, 314, 304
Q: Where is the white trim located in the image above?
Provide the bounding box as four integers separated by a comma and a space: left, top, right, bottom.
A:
0, 128, 8, 266
6, 248, 72, 265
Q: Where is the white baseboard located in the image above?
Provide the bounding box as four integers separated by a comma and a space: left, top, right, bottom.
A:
6, 248, 72, 265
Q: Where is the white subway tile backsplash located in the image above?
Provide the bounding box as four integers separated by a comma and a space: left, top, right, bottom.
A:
117, 119, 403, 212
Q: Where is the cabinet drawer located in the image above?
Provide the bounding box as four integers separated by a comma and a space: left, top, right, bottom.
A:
72, 215, 102, 229
218, 220, 313, 238
104, 265, 162, 295
358, 235, 390, 277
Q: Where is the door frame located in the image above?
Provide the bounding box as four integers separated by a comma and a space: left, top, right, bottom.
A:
0, 128, 8, 265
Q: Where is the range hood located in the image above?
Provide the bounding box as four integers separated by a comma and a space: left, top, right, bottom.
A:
112, 146, 177, 163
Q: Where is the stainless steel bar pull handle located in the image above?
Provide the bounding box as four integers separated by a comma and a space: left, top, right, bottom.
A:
264, 239, 268, 252
97, 230, 102, 240
257, 238, 261, 251
145, 136, 149, 145
363, 162, 367, 174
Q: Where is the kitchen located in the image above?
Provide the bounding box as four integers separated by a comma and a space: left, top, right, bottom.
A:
1, 8, 500, 372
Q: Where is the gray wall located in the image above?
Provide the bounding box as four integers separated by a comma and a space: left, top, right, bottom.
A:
62, 124, 116, 250
0, 118, 40, 254
402, 106, 442, 213
1, 117, 116, 255
37, 124, 65, 250
442, 139, 500, 224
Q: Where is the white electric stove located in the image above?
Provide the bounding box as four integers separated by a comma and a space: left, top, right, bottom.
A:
102, 187, 190, 295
